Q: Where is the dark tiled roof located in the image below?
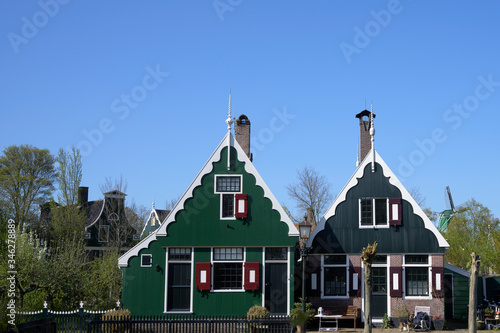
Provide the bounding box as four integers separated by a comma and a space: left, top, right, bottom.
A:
155, 209, 170, 223
85, 200, 104, 227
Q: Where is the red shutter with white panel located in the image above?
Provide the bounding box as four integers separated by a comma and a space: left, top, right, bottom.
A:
389, 198, 402, 226
235, 193, 248, 219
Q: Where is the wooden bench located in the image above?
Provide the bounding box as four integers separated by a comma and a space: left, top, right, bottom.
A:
323, 306, 360, 328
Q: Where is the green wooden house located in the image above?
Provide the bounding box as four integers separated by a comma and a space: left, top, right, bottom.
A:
306, 110, 450, 324
140, 202, 170, 239
118, 112, 299, 316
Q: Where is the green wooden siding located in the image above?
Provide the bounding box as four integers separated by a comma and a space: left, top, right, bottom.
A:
311, 163, 445, 254
121, 146, 297, 316
445, 268, 469, 320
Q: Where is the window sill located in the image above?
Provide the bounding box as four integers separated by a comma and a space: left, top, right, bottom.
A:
320, 295, 350, 300
404, 295, 432, 300
211, 289, 245, 293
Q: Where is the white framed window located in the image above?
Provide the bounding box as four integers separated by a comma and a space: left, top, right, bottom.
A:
359, 198, 389, 228
98, 225, 109, 242
214, 175, 242, 219
141, 254, 152, 267
403, 255, 431, 299
212, 247, 244, 291
117, 226, 127, 243
322, 254, 349, 299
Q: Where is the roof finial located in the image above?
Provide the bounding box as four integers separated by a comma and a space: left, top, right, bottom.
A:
226, 91, 233, 170
226, 91, 233, 131
356, 143, 360, 167
370, 104, 375, 172
152, 197, 155, 209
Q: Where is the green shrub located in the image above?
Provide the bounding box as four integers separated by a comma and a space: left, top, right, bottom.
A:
290, 299, 316, 329
101, 309, 131, 333
382, 313, 391, 329
247, 305, 270, 332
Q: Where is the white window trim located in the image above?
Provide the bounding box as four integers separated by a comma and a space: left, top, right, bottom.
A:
214, 175, 243, 220
98, 225, 109, 243
117, 226, 127, 243
321, 254, 350, 300
141, 254, 152, 267
403, 254, 432, 300
358, 198, 390, 229
164, 247, 194, 314
211, 247, 246, 292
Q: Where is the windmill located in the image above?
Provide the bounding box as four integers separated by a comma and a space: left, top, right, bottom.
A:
437, 186, 455, 232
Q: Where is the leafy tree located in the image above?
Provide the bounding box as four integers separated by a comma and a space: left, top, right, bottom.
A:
286, 167, 332, 225
56, 147, 82, 206
44, 234, 89, 310
0, 145, 56, 230
4, 224, 49, 309
50, 147, 86, 241
85, 250, 122, 310
444, 198, 500, 274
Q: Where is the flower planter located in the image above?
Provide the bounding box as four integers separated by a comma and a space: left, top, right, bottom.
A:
433, 319, 445, 330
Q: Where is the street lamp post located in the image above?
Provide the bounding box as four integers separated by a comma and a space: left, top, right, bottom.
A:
298, 215, 312, 315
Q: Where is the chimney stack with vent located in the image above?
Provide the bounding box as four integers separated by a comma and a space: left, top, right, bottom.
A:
355, 110, 376, 162
235, 114, 252, 161
78, 186, 89, 206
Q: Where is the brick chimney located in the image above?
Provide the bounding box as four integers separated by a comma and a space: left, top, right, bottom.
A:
235, 114, 252, 161
355, 110, 376, 162
78, 186, 89, 206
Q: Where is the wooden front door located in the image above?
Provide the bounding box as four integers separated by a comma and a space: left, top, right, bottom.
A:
372, 267, 388, 319
265, 263, 288, 314
167, 263, 191, 311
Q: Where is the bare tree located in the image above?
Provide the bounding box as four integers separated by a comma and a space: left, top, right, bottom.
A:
99, 174, 128, 194
126, 199, 150, 232
165, 196, 181, 211
286, 167, 332, 225
409, 187, 426, 207
361, 241, 378, 333
409, 187, 438, 223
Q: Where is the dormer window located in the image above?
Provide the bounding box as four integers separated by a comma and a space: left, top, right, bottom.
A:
215, 175, 243, 219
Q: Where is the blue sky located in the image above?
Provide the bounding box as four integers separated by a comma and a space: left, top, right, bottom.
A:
1, 1, 499, 221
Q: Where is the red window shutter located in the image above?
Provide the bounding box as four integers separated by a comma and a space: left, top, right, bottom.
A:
350, 266, 362, 297
432, 266, 444, 297
390, 266, 403, 297
389, 198, 402, 226
196, 262, 211, 291
244, 262, 260, 290
235, 193, 248, 219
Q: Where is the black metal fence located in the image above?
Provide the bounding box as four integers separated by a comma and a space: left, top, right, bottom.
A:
88, 315, 293, 333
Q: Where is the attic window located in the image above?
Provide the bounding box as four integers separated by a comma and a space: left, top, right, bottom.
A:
141, 254, 152, 267
215, 175, 243, 219
359, 198, 389, 227
216, 176, 241, 192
